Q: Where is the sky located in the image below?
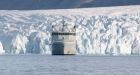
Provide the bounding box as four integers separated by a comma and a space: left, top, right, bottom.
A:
0, 0, 139, 10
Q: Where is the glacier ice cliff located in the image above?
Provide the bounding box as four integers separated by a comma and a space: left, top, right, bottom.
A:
0, 41, 4, 54
27, 31, 51, 54
10, 34, 28, 54
0, 7, 140, 55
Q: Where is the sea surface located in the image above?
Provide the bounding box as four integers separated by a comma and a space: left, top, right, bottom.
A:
0, 55, 139, 75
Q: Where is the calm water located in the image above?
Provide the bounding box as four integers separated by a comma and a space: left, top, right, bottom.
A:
0, 55, 140, 75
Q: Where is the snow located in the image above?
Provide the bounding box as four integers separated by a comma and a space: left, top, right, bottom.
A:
0, 55, 140, 75
0, 5, 140, 55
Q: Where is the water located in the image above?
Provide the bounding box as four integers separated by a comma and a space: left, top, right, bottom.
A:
0, 55, 140, 75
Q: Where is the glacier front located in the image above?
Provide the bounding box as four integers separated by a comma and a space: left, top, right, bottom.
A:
0, 6, 140, 55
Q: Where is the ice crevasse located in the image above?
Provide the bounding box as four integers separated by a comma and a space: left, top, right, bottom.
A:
0, 10, 140, 55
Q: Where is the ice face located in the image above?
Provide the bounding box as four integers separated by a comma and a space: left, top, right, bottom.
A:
27, 31, 51, 54
0, 41, 4, 54
10, 34, 28, 54
0, 8, 140, 55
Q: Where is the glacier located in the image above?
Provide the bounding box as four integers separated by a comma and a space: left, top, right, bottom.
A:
0, 6, 140, 55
